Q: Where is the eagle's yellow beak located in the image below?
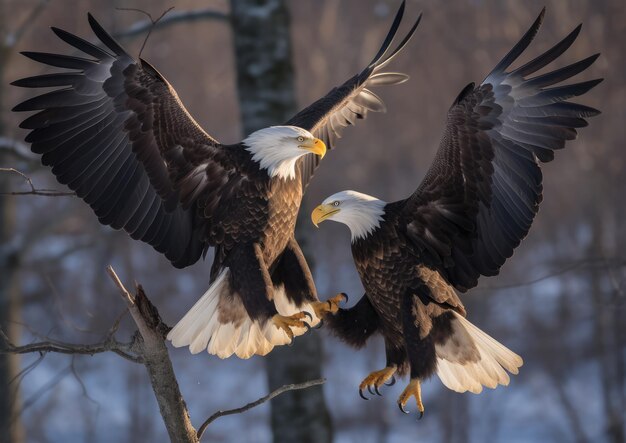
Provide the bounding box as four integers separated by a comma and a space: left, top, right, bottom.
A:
300, 138, 326, 159
311, 204, 339, 227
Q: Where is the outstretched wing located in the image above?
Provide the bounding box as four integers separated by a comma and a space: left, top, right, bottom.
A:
400, 8, 601, 291
12, 14, 241, 268
287, 1, 421, 189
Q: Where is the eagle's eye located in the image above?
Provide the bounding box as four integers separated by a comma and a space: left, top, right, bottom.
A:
332, 201, 340, 207
297, 136, 305, 142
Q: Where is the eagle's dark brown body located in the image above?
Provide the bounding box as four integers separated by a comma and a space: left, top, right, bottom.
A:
206, 156, 304, 277
319, 7, 600, 411
332, 202, 465, 379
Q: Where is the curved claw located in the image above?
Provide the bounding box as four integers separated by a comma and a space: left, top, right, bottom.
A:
313, 319, 324, 329
359, 388, 369, 401
385, 376, 396, 387
374, 385, 382, 396
418, 410, 424, 420
367, 385, 376, 396
398, 403, 409, 414
302, 311, 312, 321
340, 292, 349, 303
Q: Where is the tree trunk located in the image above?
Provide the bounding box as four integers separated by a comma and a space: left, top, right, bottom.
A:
0, 172, 23, 443
229, 1, 332, 441
589, 209, 624, 443
0, 4, 25, 441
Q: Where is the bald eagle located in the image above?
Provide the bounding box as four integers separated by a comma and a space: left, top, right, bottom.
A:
312, 8, 601, 416
12, 4, 421, 358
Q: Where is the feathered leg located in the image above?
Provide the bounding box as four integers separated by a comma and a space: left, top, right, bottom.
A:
323, 294, 379, 348
168, 242, 311, 358
397, 294, 438, 419
271, 237, 347, 323
228, 242, 317, 350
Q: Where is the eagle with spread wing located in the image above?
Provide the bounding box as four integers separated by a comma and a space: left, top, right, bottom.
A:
12, 3, 421, 358
312, 8, 601, 416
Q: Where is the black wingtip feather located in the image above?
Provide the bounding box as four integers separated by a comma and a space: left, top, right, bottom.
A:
512, 23, 582, 78
376, 12, 422, 69
51, 26, 114, 59
368, 0, 405, 68
525, 53, 601, 89
20, 51, 95, 70
11, 73, 82, 88
487, 7, 546, 78
553, 78, 604, 99
87, 13, 128, 57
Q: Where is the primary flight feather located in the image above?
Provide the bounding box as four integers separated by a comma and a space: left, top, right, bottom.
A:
312, 8, 601, 416
12, 2, 421, 358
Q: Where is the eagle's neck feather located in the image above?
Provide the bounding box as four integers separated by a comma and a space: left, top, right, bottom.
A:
243, 129, 301, 180
347, 200, 386, 241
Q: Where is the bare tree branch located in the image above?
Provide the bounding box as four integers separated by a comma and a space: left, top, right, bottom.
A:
0, 328, 143, 364
19, 363, 71, 415
105, 266, 198, 443
196, 378, 326, 440
2, 266, 327, 441
475, 258, 626, 292
115, 6, 175, 59
69, 356, 101, 411
0, 168, 75, 197
113, 8, 229, 41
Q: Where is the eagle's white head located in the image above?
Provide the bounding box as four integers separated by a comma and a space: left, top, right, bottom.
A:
243, 126, 326, 180
311, 190, 386, 241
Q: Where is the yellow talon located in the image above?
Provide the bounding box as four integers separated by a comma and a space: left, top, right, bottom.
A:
271, 312, 312, 342
311, 293, 348, 318
358, 365, 397, 399
398, 378, 425, 419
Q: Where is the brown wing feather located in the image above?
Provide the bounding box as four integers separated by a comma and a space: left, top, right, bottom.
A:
287, 2, 421, 190
399, 8, 602, 291
12, 14, 245, 268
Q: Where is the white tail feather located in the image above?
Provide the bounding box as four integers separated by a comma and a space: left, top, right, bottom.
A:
167, 269, 318, 359
435, 311, 523, 394
168, 271, 228, 350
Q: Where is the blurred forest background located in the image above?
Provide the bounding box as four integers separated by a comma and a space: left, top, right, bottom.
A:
0, 0, 624, 442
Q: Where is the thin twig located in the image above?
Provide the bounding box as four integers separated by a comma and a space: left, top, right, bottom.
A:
476, 258, 626, 292
116, 6, 175, 59
9, 353, 45, 396
70, 356, 101, 410
0, 326, 143, 364
106, 266, 135, 305
1, 336, 142, 364
106, 266, 154, 345
113, 8, 229, 41
19, 364, 72, 414
196, 378, 326, 440
107, 308, 130, 339
0, 168, 75, 197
